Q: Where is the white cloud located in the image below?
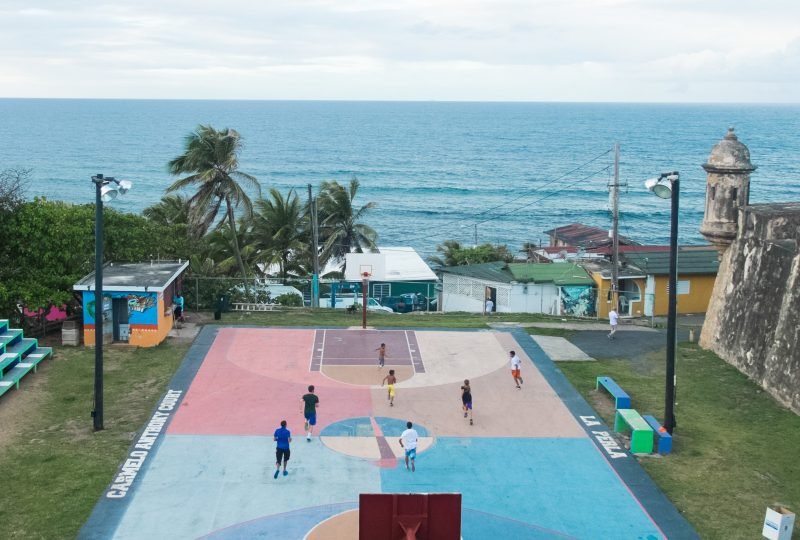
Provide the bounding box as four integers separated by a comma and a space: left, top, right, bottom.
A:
0, 0, 798, 101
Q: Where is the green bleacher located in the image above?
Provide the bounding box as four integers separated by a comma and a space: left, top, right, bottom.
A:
0, 319, 53, 398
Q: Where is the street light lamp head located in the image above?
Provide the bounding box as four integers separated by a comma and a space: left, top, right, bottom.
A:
644, 175, 675, 200
117, 180, 132, 194
100, 184, 118, 202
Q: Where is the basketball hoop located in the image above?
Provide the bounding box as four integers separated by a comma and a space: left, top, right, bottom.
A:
362, 271, 371, 279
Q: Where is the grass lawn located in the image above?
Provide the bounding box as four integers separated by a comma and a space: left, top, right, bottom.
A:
208, 308, 574, 328
524, 326, 577, 338
0, 341, 188, 540
558, 343, 800, 540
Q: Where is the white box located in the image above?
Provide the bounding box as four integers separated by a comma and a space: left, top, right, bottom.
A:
763, 505, 795, 540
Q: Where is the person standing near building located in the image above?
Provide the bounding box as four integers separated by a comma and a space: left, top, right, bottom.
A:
301, 385, 319, 441
399, 421, 419, 472
382, 369, 397, 407
485, 298, 494, 315
273, 420, 292, 479
608, 308, 619, 340
461, 379, 473, 425
510, 350, 523, 389
173, 291, 185, 324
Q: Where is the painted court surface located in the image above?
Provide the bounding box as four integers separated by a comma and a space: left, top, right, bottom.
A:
80, 327, 696, 539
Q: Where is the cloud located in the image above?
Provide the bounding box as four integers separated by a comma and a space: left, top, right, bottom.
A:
0, 0, 798, 101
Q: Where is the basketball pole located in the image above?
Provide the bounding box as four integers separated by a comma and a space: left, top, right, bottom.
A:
362, 273, 369, 329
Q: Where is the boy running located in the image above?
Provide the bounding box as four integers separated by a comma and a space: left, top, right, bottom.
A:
301, 385, 319, 441
510, 350, 524, 389
461, 379, 473, 425
273, 420, 292, 479
375, 343, 387, 368
382, 369, 397, 407
399, 421, 419, 472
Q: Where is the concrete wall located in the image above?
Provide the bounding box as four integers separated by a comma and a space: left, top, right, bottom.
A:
700, 204, 800, 413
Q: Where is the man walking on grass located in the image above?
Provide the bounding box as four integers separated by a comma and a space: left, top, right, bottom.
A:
273, 420, 291, 479
510, 350, 524, 389
301, 385, 319, 441
399, 421, 419, 472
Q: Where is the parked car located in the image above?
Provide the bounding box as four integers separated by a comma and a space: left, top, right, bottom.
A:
320, 296, 394, 313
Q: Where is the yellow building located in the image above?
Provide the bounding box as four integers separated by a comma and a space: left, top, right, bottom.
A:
583, 247, 720, 318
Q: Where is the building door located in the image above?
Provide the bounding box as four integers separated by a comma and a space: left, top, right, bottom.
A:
644, 276, 655, 317
112, 297, 130, 341
485, 287, 497, 313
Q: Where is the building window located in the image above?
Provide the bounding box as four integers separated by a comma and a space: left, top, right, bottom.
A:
373, 283, 391, 299
667, 281, 691, 295
709, 185, 716, 200
732, 187, 738, 202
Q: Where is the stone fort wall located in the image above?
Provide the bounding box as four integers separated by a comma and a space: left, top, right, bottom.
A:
700, 203, 800, 413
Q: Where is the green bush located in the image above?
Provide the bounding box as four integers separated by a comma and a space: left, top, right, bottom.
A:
274, 293, 302, 307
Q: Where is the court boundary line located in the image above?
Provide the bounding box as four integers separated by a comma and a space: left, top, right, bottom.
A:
308, 329, 316, 372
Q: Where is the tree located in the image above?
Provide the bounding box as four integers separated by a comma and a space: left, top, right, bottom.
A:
0, 198, 192, 319
254, 188, 308, 281
317, 178, 377, 265
167, 125, 261, 286
143, 193, 191, 227
429, 241, 514, 267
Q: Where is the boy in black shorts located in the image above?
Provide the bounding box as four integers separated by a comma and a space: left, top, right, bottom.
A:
273, 420, 292, 478
461, 379, 473, 425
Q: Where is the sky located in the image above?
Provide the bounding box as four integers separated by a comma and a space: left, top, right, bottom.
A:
1, 0, 799, 102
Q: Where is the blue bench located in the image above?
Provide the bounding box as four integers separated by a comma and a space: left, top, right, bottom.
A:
596, 376, 631, 410
643, 415, 673, 455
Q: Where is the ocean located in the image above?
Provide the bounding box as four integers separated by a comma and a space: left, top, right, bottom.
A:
1, 99, 799, 259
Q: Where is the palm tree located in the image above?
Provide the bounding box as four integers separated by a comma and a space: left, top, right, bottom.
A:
167, 125, 261, 285
143, 194, 190, 227
317, 178, 378, 266
254, 188, 308, 281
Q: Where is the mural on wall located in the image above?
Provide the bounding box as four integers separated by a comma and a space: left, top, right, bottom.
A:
83, 291, 158, 325
560, 286, 596, 317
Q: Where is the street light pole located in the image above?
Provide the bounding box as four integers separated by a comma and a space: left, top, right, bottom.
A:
665, 175, 679, 434
92, 174, 105, 431
644, 171, 679, 434
90, 174, 132, 432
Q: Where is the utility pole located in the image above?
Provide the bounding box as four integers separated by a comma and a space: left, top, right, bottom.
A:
308, 184, 321, 307
610, 143, 621, 312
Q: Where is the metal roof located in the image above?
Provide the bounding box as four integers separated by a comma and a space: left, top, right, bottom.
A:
507, 263, 594, 285
543, 223, 638, 248
344, 247, 437, 282
73, 261, 190, 292
439, 261, 593, 285
622, 248, 720, 275
438, 261, 514, 283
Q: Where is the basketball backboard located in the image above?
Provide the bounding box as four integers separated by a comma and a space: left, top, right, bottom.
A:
359, 493, 461, 540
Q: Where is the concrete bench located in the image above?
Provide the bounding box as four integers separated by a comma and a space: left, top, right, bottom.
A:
614, 408, 654, 454
596, 376, 631, 410
231, 303, 277, 312
642, 414, 673, 455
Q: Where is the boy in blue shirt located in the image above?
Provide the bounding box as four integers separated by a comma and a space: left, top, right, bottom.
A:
273, 420, 292, 479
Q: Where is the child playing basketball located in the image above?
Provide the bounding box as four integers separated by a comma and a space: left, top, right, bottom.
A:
461, 379, 473, 425
382, 369, 397, 407
375, 343, 387, 368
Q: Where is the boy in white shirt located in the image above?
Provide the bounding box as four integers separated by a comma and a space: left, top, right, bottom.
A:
510, 350, 524, 389
608, 309, 619, 340
399, 421, 419, 472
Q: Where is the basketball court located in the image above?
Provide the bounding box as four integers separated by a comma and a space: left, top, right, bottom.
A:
79, 326, 696, 539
